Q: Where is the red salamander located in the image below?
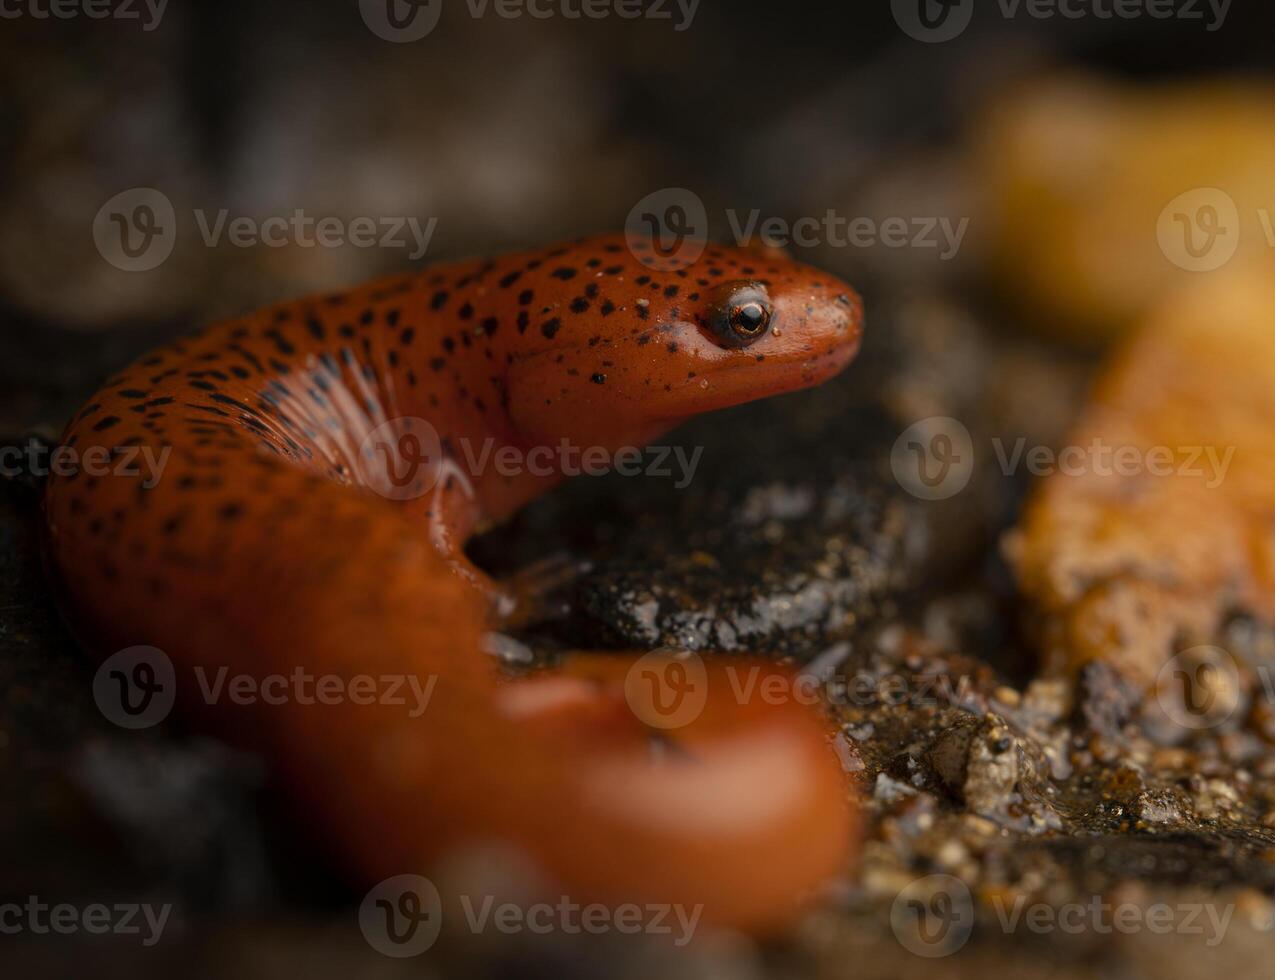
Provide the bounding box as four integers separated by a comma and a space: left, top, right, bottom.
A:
44, 234, 865, 933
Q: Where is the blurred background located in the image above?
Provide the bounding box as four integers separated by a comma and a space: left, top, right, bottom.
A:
5, 1, 1275, 976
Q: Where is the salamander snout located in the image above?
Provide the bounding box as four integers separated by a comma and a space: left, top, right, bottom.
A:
657, 262, 865, 415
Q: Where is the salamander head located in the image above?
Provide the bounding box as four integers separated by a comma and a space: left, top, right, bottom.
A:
507, 237, 864, 450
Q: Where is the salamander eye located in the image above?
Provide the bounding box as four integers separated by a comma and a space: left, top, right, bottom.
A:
703, 281, 773, 349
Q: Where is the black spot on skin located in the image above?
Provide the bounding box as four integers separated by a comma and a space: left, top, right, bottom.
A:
386, 309, 401, 327
218, 502, 245, 521
92, 416, 121, 431
431, 291, 449, 310
443, 337, 455, 353
584, 283, 599, 298
551, 267, 577, 281
307, 317, 325, 341
590, 373, 606, 384
570, 297, 589, 314
400, 327, 416, 346
518, 289, 534, 306
600, 300, 616, 316
430, 357, 446, 371
119, 389, 149, 399
541, 318, 561, 339
517, 311, 530, 333
458, 302, 474, 320
359, 311, 374, 326
666, 342, 678, 353
482, 316, 499, 337
664, 285, 679, 298
499, 271, 521, 288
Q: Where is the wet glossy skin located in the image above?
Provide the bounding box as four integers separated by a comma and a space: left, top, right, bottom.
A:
44, 234, 864, 933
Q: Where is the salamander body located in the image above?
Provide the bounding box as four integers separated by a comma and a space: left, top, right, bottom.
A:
45, 234, 865, 932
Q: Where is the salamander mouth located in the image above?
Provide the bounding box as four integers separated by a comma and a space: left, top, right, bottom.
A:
651, 326, 862, 417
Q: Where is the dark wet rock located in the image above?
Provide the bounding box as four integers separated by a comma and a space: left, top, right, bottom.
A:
73, 737, 275, 912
